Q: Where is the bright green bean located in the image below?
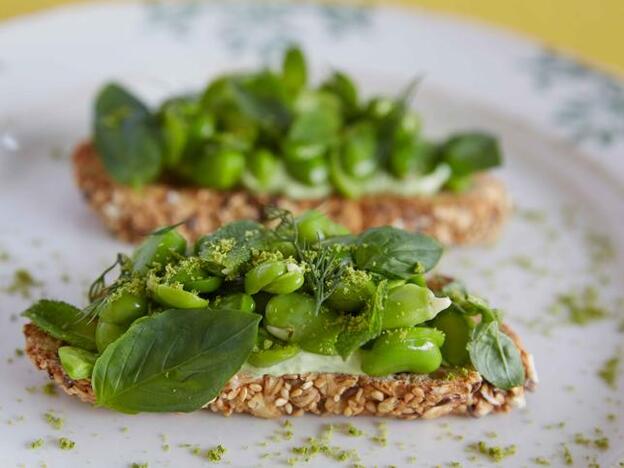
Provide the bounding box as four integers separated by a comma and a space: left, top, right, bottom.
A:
264, 292, 316, 342
58, 346, 97, 380
132, 227, 187, 274
361, 327, 444, 376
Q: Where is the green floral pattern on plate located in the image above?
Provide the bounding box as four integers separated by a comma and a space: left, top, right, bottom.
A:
144, 0, 372, 60
527, 50, 624, 147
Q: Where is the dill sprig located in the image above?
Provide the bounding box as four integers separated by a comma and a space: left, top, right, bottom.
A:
88, 253, 130, 302
263, 206, 347, 315
303, 247, 347, 316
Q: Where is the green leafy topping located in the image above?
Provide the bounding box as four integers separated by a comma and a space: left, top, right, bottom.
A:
196, 220, 268, 278
92, 307, 260, 413
91, 47, 501, 194
335, 281, 386, 359
355, 226, 442, 279
93, 83, 162, 187
468, 321, 525, 390
22, 300, 97, 351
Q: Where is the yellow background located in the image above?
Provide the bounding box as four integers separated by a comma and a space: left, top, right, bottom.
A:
1, 0, 622, 76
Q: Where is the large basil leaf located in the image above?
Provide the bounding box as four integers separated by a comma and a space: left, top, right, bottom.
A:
93, 83, 163, 187
92, 307, 260, 413
440, 132, 502, 177
468, 321, 525, 390
22, 300, 97, 351
335, 281, 386, 359
355, 226, 442, 278
195, 220, 268, 278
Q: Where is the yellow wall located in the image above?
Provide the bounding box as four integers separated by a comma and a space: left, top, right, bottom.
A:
1, 0, 622, 75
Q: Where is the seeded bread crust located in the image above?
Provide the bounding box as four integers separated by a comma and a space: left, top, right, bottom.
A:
23, 322, 536, 419
73, 142, 511, 245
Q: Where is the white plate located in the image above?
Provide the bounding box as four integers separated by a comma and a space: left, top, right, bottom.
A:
1, 2, 623, 467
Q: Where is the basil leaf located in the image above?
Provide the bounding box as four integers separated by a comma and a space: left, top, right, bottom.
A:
229, 72, 292, 136
355, 226, 442, 278
335, 281, 386, 359
440, 132, 502, 177
92, 307, 260, 413
195, 220, 268, 278
282, 46, 307, 94
22, 300, 97, 351
320, 71, 359, 117
468, 321, 525, 390
93, 83, 163, 187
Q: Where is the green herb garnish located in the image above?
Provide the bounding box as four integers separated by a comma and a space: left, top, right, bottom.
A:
92, 47, 501, 197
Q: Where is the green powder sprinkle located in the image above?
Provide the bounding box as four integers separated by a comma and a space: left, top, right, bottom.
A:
130, 464, 148, 468
58, 437, 75, 450
470, 441, 517, 462
42, 383, 57, 396
371, 422, 388, 447
29, 438, 44, 449
5, 269, 42, 298
598, 352, 621, 389
534, 456, 551, 465
44, 412, 64, 430
562, 444, 573, 465
594, 437, 610, 449
205, 444, 226, 462
585, 231, 616, 268
553, 286, 608, 325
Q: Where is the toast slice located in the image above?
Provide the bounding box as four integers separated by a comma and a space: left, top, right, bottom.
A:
23, 321, 536, 420
73, 142, 511, 245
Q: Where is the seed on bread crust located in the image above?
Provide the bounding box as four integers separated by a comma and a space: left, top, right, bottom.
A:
73, 142, 511, 245
22, 322, 536, 420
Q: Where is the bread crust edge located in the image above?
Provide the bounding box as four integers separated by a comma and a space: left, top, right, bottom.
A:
73, 142, 511, 245
23, 322, 536, 419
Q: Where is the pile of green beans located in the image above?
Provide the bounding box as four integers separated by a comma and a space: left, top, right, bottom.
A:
55, 210, 477, 380
94, 47, 502, 197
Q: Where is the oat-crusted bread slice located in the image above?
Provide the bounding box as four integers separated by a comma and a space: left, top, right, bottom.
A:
73, 142, 511, 245
24, 322, 536, 420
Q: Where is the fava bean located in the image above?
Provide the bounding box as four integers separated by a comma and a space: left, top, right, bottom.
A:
97, 291, 147, 325
150, 283, 208, 309
428, 306, 473, 366
189, 147, 245, 189
361, 327, 444, 376
247, 328, 300, 367
58, 346, 97, 380
341, 122, 377, 179
244, 261, 304, 295
285, 155, 328, 186
184, 276, 222, 293
132, 227, 187, 274
296, 210, 349, 244
298, 308, 342, 356
248, 149, 280, 189
326, 268, 375, 313
214, 293, 256, 314
95, 321, 126, 353
381, 284, 444, 329
264, 292, 316, 342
